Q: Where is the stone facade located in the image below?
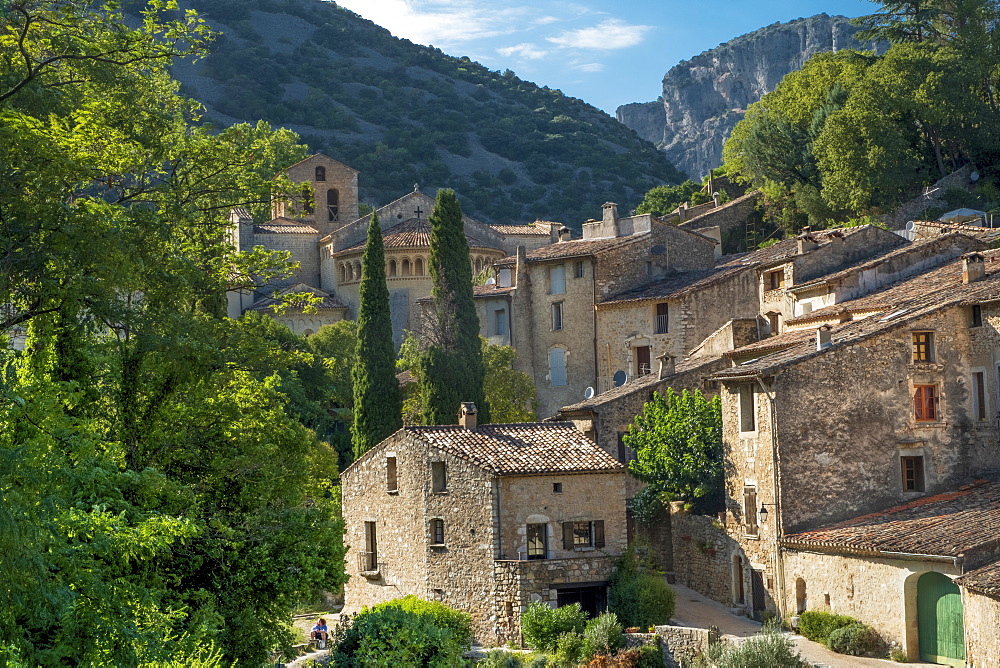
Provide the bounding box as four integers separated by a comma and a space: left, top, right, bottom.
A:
963, 589, 1000, 667
655, 625, 718, 668
341, 421, 628, 646
670, 509, 734, 607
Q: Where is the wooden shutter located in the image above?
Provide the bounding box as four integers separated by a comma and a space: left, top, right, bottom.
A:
562, 522, 574, 550
593, 520, 605, 548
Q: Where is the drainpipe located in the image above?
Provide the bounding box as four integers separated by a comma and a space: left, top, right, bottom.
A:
756, 373, 787, 620
592, 258, 599, 397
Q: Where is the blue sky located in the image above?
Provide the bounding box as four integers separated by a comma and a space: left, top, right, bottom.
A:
336, 0, 879, 113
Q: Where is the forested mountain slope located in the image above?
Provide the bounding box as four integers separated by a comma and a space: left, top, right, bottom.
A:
162, 0, 685, 226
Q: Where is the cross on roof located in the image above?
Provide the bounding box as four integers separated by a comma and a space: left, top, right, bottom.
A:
414, 206, 424, 219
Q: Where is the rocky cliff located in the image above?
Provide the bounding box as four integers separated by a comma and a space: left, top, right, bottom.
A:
617, 14, 881, 180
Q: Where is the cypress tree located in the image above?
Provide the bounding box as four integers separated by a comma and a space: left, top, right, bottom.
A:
351, 212, 402, 457
422, 189, 489, 424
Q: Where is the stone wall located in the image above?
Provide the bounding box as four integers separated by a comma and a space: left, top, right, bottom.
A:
280, 154, 360, 239
253, 230, 321, 291
670, 509, 735, 607
882, 164, 975, 229
679, 191, 762, 255
964, 588, 1000, 668
654, 625, 718, 668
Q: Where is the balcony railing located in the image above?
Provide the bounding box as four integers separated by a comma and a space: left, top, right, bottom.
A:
655, 314, 669, 334
357, 551, 379, 577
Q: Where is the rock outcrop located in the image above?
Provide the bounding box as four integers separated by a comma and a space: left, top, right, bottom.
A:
617, 14, 882, 180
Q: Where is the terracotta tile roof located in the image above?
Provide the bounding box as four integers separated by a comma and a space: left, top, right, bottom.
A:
415, 283, 514, 305
745, 226, 871, 268
783, 479, 1000, 558
231, 207, 252, 221
713, 250, 1000, 380
956, 560, 1000, 598
724, 327, 820, 358
335, 218, 498, 255
599, 265, 747, 306
495, 234, 645, 265
913, 219, 1000, 239
409, 422, 625, 475
248, 283, 347, 311
254, 218, 320, 235
490, 223, 552, 236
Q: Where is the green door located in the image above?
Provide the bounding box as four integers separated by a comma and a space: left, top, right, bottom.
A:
917, 572, 965, 666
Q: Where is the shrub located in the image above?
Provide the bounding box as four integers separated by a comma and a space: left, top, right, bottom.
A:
827, 622, 881, 656
702, 622, 808, 668
582, 613, 624, 658
608, 566, 675, 629
634, 644, 665, 668
371, 595, 472, 646
520, 602, 587, 652
552, 631, 586, 667
478, 649, 523, 668
797, 610, 859, 644
889, 646, 909, 662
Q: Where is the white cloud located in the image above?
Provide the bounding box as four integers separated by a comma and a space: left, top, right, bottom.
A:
546, 19, 652, 51
575, 62, 604, 72
534, 15, 560, 26
497, 42, 549, 60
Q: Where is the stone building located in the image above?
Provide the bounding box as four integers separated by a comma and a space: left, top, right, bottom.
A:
340, 405, 627, 646
707, 250, 1000, 663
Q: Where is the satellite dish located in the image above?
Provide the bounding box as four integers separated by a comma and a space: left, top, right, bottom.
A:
971, 171, 981, 182
583, 387, 595, 399
485, 277, 496, 285
612, 370, 627, 387
905, 221, 916, 231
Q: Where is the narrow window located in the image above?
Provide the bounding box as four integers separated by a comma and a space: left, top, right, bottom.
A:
901, 456, 925, 492
655, 302, 669, 334
414, 257, 424, 276
914, 385, 937, 421
635, 345, 651, 376
327, 188, 339, 222
766, 270, 784, 291
388, 259, 397, 277
767, 312, 780, 337
616, 432, 635, 465
527, 523, 547, 559
739, 385, 756, 432
743, 486, 758, 536
912, 332, 934, 362
431, 461, 447, 493
386, 456, 398, 493
497, 268, 512, 288
574, 260, 585, 278
315, 165, 326, 181
431, 518, 445, 545
402, 258, 411, 276
494, 309, 508, 336
973, 372, 986, 420
645, 261, 653, 276
549, 264, 566, 295
363, 521, 378, 571
551, 302, 564, 331
553, 482, 563, 493
548, 348, 567, 386
971, 305, 983, 328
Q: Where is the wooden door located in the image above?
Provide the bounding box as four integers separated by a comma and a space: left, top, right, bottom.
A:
635, 346, 651, 376
751, 569, 766, 619
918, 572, 965, 666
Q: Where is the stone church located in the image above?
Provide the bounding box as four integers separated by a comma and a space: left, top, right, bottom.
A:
228, 153, 558, 343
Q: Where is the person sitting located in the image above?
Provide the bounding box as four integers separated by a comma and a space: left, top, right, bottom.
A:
310, 618, 328, 648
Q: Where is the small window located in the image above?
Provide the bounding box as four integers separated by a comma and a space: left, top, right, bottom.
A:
327, 188, 339, 223
635, 345, 651, 376
526, 523, 547, 560
553, 482, 563, 493
431, 518, 445, 545
912, 332, 934, 362
551, 302, 564, 331
386, 456, 398, 493
739, 384, 756, 432
574, 261, 585, 278
315, 165, 326, 181
431, 461, 447, 493
616, 432, 636, 465
901, 456, 925, 492
563, 521, 605, 550
549, 265, 566, 295
363, 521, 378, 571
497, 268, 512, 288
655, 303, 669, 334
743, 486, 758, 536
645, 261, 653, 276
971, 305, 983, 328
767, 312, 780, 337
494, 309, 508, 336
973, 371, 986, 421
914, 384, 937, 421
573, 521, 593, 547
766, 269, 784, 291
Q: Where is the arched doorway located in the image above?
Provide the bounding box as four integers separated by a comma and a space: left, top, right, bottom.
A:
795, 578, 807, 614
917, 572, 965, 666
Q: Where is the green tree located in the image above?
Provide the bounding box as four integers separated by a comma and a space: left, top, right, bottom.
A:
624, 389, 723, 515
482, 340, 537, 423
421, 189, 489, 424
352, 212, 403, 457
635, 180, 703, 217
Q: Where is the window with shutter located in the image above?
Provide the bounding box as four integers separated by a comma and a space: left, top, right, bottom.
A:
593, 520, 605, 548
562, 522, 574, 550
743, 486, 758, 536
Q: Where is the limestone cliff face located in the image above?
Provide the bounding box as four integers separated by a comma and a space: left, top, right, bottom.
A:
617, 14, 881, 180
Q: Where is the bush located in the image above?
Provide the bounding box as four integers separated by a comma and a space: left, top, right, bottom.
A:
634, 644, 665, 667
827, 622, 881, 656
552, 631, 586, 667
332, 597, 472, 666
608, 564, 675, 629
520, 602, 587, 652
797, 610, 859, 644
479, 649, 523, 668
702, 622, 808, 668
582, 613, 624, 658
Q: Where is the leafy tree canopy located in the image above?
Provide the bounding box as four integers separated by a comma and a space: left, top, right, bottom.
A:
635, 180, 703, 217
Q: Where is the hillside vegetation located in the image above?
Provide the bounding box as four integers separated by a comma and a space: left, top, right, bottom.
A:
164, 0, 685, 226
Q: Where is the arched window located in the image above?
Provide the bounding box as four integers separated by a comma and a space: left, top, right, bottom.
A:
388, 259, 397, 277
354, 261, 362, 280
315, 166, 326, 181
341, 264, 348, 283
414, 257, 424, 276
327, 189, 339, 223
402, 258, 411, 276
795, 578, 807, 614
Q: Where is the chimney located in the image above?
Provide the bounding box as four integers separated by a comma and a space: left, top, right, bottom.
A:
657, 353, 676, 380
458, 402, 478, 430
712, 192, 720, 208
816, 324, 833, 351
558, 226, 572, 242
797, 234, 818, 255
602, 202, 619, 232
515, 245, 527, 287
963, 252, 986, 283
